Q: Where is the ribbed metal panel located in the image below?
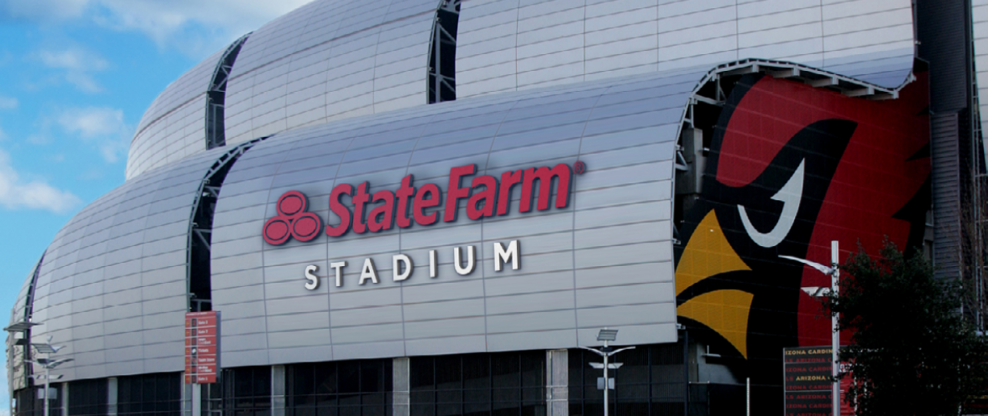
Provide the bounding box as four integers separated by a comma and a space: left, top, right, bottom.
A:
932, 113, 963, 279
972, 0, 988, 162
455, 0, 915, 98
918, 0, 977, 282
221, 0, 438, 147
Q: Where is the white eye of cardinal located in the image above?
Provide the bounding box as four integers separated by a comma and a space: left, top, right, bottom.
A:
737, 159, 805, 248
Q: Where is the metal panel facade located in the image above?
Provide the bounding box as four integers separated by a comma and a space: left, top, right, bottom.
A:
210, 69, 695, 367
126, 51, 224, 180
222, 0, 438, 147
125, 0, 917, 183
25, 149, 232, 381
456, 0, 914, 98
13, 0, 944, 390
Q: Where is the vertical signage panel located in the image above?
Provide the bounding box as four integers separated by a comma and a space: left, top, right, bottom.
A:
184, 311, 220, 384
783, 346, 834, 416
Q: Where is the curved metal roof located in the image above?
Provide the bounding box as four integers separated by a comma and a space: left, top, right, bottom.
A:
126, 50, 225, 180
126, 0, 917, 181
24, 148, 234, 381
12, 54, 924, 381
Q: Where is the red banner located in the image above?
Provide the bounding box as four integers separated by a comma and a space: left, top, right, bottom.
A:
185, 311, 220, 384
784, 346, 850, 415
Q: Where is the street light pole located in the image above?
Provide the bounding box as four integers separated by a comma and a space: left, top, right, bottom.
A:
603, 345, 610, 416
3, 320, 41, 416
43, 364, 51, 416
581, 328, 635, 416
26, 340, 71, 416
831, 240, 840, 416
780, 240, 841, 416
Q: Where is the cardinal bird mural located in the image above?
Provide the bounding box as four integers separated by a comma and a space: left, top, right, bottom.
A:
674, 71, 930, 407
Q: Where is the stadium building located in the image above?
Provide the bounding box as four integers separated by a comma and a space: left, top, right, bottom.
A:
6, 0, 988, 415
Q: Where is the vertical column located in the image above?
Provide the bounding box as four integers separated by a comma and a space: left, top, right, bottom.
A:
191, 384, 202, 416
107, 378, 117, 416
546, 349, 568, 416
393, 357, 410, 416
60, 382, 69, 416
272, 365, 286, 416
181, 374, 191, 416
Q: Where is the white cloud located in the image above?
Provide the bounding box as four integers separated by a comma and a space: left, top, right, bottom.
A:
4, 0, 312, 57
94, 0, 312, 55
63, 72, 103, 93
0, 95, 17, 110
0, 0, 88, 22
57, 107, 131, 163
33, 48, 109, 93
36, 48, 108, 72
0, 148, 81, 213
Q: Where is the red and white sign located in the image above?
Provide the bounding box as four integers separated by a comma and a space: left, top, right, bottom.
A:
184, 311, 220, 384
262, 162, 585, 245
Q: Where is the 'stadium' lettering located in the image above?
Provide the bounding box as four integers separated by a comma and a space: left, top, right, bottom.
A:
325, 163, 574, 237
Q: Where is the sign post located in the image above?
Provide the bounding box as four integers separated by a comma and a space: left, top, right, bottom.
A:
784, 346, 836, 415
185, 311, 220, 384
831, 241, 840, 416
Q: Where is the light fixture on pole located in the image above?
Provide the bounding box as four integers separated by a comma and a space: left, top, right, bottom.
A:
26, 337, 72, 416
781, 240, 840, 416
580, 328, 636, 416
2, 321, 40, 333
4, 319, 42, 416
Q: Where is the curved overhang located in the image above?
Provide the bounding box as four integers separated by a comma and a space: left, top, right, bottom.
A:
23, 147, 241, 381
455, 0, 915, 98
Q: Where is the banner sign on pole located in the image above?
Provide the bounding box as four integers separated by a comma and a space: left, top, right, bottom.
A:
185, 311, 220, 384
783, 346, 834, 415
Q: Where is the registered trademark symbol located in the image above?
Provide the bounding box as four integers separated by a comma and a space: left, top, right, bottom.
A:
573, 160, 587, 174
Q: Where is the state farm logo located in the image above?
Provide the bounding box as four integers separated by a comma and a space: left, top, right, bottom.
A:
262, 162, 585, 245
262, 191, 322, 245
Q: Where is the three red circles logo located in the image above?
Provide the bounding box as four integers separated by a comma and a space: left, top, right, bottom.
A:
262, 191, 322, 245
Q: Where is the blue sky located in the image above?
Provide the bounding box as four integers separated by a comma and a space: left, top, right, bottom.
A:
0, 1, 308, 413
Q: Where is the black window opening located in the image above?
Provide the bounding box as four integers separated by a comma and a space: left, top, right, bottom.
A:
223, 366, 272, 416
410, 350, 545, 416
286, 358, 393, 416
117, 373, 181, 416
427, 0, 459, 104
13, 384, 60, 416
68, 379, 108, 416
188, 139, 263, 312
568, 344, 686, 416
12, 388, 32, 416
205, 33, 250, 150
673, 72, 744, 248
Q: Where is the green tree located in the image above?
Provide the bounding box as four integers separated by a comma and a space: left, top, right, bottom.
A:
825, 241, 988, 416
